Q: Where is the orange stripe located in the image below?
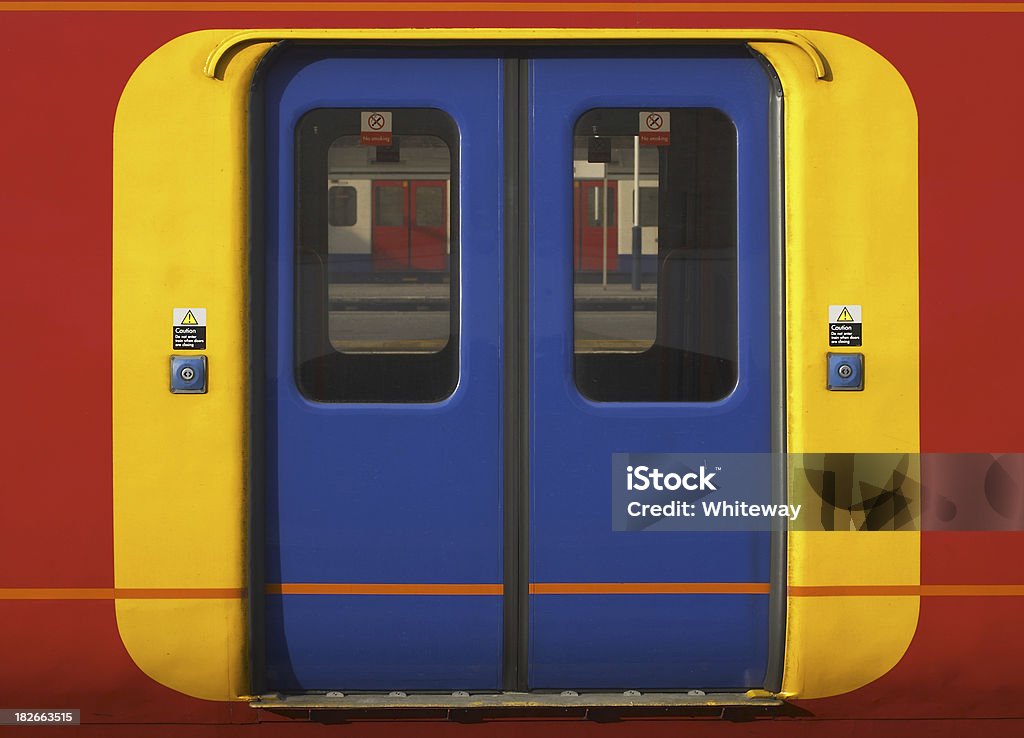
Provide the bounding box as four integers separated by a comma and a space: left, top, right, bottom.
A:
530, 582, 771, 595
0, 587, 244, 600
0, 587, 114, 600
114, 587, 245, 599
790, 584, 1024, 597
1, 2, 1023, 13
6, 584, 1024, 600
269, 583, 503, 595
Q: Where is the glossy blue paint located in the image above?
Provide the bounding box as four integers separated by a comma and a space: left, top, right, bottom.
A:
261, 49, 505, 690
531, 594, 770, 689
265, 596, 503, 691
528, 55, 773, 688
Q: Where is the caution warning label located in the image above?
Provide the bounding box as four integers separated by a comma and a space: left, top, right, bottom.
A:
828, 304, 862, 347
173, 308, 207, 350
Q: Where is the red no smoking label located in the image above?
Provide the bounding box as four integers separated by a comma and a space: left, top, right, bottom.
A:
361, 111, 393, 146
639, 110, 671, 146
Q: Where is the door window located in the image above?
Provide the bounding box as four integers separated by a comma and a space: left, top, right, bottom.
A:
415, 184, 445, 227
328, 185, 358, 227
374, 184, 405, 226
295, 108, 458, 402
572, 108, 739, 402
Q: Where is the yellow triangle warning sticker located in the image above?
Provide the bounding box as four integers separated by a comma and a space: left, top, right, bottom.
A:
181, 310, 199, 325
836, 307, 855, 322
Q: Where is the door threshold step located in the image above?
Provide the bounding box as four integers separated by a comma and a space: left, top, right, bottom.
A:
251, 691, 784, 710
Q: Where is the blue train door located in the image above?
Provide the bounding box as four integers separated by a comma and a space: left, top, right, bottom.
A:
257, 46, 777, 693
527, 54, 775, 689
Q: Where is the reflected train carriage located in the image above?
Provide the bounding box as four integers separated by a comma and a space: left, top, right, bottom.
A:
326, 134, 452, 275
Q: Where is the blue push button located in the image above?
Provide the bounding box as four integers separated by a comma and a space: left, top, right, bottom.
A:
170, 355, 208, 394
827, 352, 864, 391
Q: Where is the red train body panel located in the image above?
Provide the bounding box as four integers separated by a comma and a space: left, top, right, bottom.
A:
1, 1, 1023, 734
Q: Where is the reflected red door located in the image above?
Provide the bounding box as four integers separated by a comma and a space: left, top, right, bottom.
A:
410, 180, 448, 271
371, 180, 408, 270
573, 180, 618, 271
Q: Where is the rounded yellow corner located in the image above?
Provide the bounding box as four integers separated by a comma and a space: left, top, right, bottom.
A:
754, 31, 921, 699
113, 29, 271, 701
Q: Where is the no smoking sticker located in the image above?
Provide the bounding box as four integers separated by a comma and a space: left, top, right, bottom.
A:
361, 111, 392, 146
639, 111, 671, 146
173, 307, 207, 350
828, 304, 862, 347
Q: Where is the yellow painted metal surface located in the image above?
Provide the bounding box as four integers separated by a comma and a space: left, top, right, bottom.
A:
752, 33, 920, 699
113, 31, 271, 701
113, 27, 918, 703
204, 27, 828, 79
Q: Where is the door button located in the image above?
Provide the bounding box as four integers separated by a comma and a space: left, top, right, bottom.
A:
827, 352, 864, 391
170, 355, 208, 394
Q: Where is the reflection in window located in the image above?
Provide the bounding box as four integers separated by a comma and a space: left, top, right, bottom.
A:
374, 185, 405, 227
415, 185, 445, 227
572, 108, 738, 403
638, 187, 659, 227
295, 109, 458, 403
584, 186, 616, 227
328, 185, 358, 227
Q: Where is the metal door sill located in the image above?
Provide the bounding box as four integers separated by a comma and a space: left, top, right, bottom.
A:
250, 690, 784, 711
